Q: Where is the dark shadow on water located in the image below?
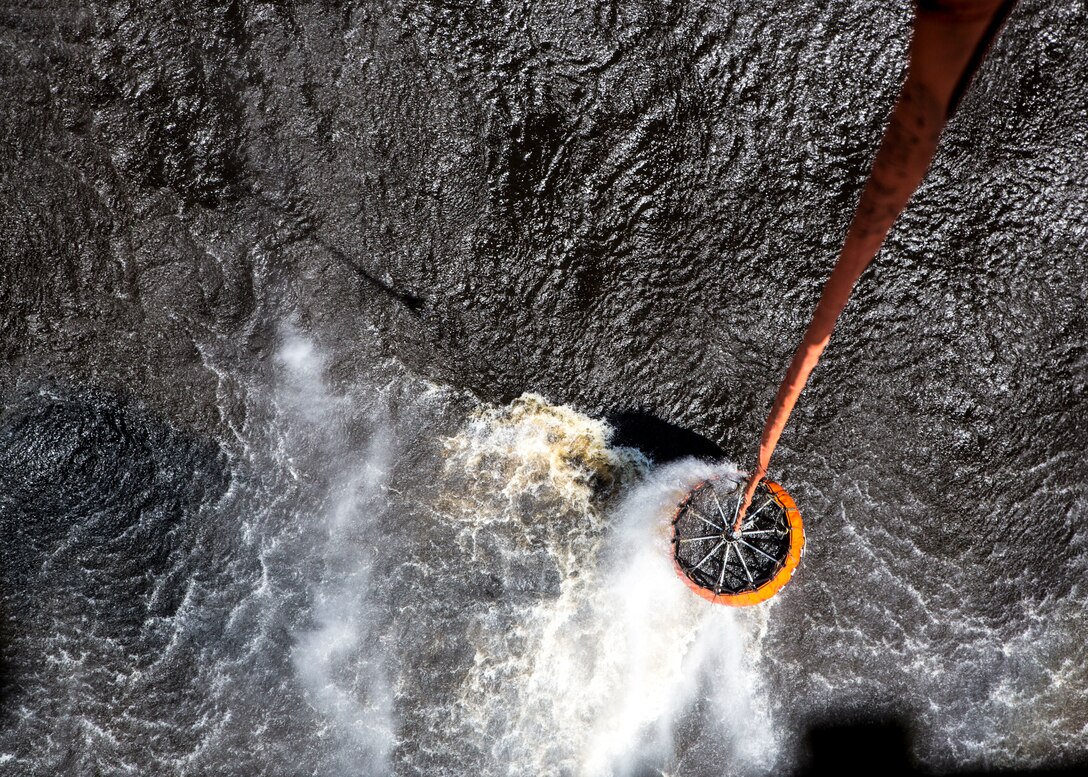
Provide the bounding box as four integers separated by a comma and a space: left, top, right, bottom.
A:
607, 410, 723, 464
0, 383, 233, 728
796, 717, 1087, 776
800, 718, 915, 776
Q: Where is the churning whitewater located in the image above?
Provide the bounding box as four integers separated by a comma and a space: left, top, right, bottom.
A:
269, 343, 782, 776
441, 397, 777, 776
2, 331, 1085, 775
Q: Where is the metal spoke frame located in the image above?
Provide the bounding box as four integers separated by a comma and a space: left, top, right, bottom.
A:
671, 478, 793, 595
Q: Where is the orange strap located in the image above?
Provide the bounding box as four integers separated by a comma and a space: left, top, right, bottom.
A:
735, 0, 1016, 529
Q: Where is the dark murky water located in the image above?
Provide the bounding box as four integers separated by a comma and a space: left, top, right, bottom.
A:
1, 0, 1085, 774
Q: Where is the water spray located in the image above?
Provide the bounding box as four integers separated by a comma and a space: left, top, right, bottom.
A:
673, 0, 1018, 605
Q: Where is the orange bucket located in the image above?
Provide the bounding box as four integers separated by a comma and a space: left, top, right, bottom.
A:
671, 478, 804, 606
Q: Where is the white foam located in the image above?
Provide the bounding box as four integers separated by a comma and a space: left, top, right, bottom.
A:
524, 460, 778, 776
447, 397, 780, 775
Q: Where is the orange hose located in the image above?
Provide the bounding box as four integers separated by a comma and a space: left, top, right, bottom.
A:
735, 0, 1016, 529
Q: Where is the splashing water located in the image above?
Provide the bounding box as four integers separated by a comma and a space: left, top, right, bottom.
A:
277, 335, 396, 774
441, 396, 780, 776
4, 333, 1082, 776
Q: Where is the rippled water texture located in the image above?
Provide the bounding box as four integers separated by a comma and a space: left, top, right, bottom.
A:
2, 0, 1086, 774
